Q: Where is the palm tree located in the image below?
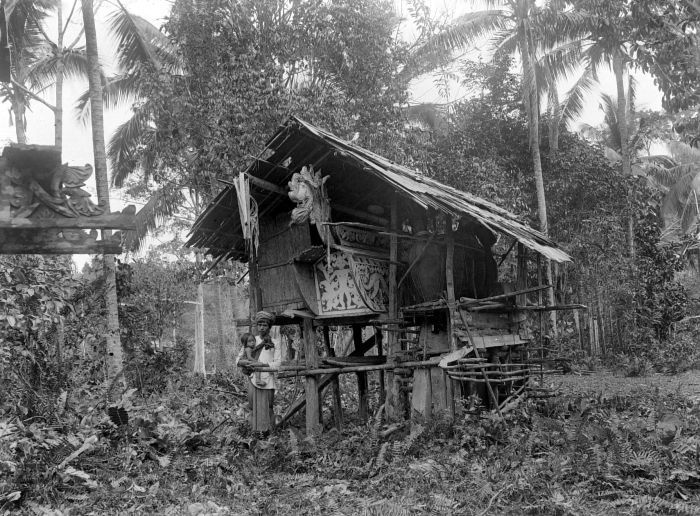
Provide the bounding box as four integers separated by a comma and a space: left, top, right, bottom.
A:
1, 0, 56, 143
26, 0, 94, 152
81, 0, 125, 389
416, 0, 588, 326
74, 1, 183, 251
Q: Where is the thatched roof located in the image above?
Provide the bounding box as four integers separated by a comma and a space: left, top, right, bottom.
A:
186, 116, 571, 263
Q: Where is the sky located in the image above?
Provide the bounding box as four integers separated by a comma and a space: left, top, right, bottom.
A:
0, 0, 664, 264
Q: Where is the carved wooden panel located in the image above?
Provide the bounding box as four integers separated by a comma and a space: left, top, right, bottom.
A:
349, 255, 389, 312
314, 250, 389, 317
331, 224, 389, 251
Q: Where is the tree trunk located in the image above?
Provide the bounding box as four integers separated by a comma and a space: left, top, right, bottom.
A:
55, 1, 64, 151
11, 95, 27, 144
82, 0, 125, 389
614, 52, 635, 259
519, 25, 557, 332
613, 53, 630, 176
547, 69, 561, 155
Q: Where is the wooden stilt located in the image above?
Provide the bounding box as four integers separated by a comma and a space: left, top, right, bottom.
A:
445, 218, 457, 351
376, 329, 386, 405
353, 325, 369, 421
385, 197, 401, 421
303, 318, 321, 436
281, 334, 378, 426
411, 368, 432, 419
323, 326, 343, 430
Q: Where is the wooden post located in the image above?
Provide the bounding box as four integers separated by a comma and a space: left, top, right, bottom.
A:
516, 244, 528, 306
249, 245, 263, 324
215, 277, 227, 371
376, 329, 386, 405
303, 317, 321, 436
353, 325, 369, 421
385, 196, 401, 421
323, 326, 343, 430
445, 217, 457, 351
193, 284, 206, 374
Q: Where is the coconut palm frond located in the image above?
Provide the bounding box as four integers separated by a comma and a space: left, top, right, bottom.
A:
662, 171, 700, 235
599, 92, 620, 150
642, 160, 698, 188
536, 8, 590, 51
107, 2, 163, 72
422, 10, 508, 56
667, 140, 700, 164
561, 66, 597, 128
75, 73, 141, 125
122, 186, 186, 253
537, 40, 584, 85
108, 105, 156, 188
489, 27, 517, 58
59, 46, 91, 80
28, 45, 90, 91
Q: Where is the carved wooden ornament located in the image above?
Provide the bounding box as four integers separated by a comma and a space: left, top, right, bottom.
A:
0, 145, 136, 254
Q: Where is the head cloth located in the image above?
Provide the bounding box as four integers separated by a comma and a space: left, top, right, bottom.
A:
255, 311, 275, 325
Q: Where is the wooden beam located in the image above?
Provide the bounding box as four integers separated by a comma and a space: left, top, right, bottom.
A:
276, 356, 443, 377
0, 241, 122, 254
459, 286, 550, 306
247, 174, 287, 196
0, 209, 137, 230
303, 317, 321, 436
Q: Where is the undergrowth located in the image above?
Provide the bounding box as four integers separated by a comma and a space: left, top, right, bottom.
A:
2, 373, 700, 515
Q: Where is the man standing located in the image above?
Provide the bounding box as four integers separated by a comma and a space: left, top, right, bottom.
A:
236, 310, 282, 432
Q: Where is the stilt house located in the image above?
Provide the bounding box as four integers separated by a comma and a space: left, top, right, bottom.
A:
187, 117, 573, 434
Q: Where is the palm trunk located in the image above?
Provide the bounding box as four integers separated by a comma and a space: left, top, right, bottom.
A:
613, 53, 630, 176
613, 53, 634, 259
11, 94, 27, 144
55, 1, 64, 151
519, 23, 557, 333
547, 69, 561, 155
82, 0, 126, 389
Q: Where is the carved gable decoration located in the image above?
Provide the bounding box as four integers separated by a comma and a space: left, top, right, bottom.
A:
0, 144, 137, 254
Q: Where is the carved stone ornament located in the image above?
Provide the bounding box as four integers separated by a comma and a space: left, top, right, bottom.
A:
0, 145, 136, 254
